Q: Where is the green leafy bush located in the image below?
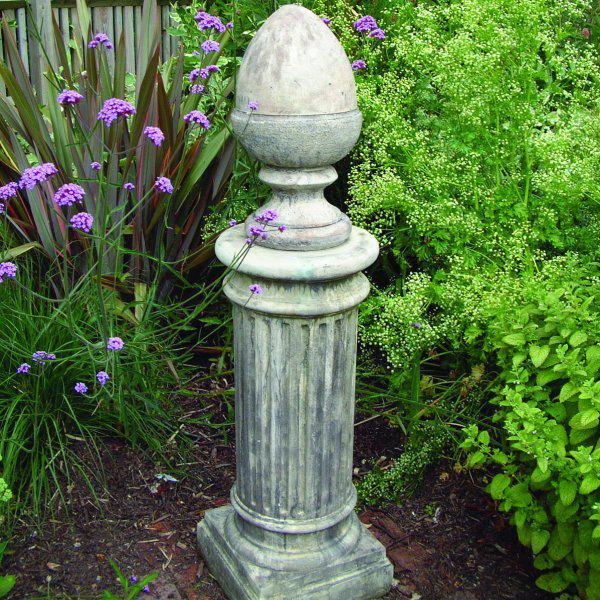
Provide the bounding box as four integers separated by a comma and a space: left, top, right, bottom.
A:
462, 256, 600, 597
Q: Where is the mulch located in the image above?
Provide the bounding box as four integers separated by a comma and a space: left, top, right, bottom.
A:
4, 377, 550, 600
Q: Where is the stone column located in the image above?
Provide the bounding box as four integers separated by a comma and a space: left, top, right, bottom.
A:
197, 6, 393, 599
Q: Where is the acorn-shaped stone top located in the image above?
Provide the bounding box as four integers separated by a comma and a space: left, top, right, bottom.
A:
235, 4, 357, 116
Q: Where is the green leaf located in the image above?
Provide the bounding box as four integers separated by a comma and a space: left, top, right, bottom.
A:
537, 369, 562, 387
0, 242, 42, 260
580, 475, 600, 495
593, 525, 600, 542
489, 473, 510, 499
0, 575, 15, 598
569, 331, 588, 347
559, 480, 577, 506
531, 529, 550, 554
529, 344, 550, 368
569, 409, 599, 430
586, 346, 600, 374
536, 572, 569, 593
477, 430, 490, 445
559, 381, 579, 402
502, 333, 526, 347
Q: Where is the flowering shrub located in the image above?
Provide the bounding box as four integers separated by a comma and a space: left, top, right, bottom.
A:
0, 0, 246, 516
0, 0, 239, 296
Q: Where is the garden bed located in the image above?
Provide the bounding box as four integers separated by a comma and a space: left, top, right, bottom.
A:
5, 384, 549, 600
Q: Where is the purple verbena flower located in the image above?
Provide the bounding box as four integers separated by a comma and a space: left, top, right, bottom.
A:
200, 40, 220, 54
0, 261, 17, 283
369, 28, 386, 40
0, 182, 18, 201
190, 84, 205, 94
57, 89, 84, 106
582, 27, 590, 39
143, 586, 150, 594
352, 60, 367, 71
74, 382, 88, 394
409, 322, 422, 330
0, 203, 4, 214
255, 209, 278, 224
19, 163, 58, 190
248, 284, 263, 295
91, 161, 102, 171
129, 575, 138, 584
97, 98, 136, 127
189, 68, 202, 83
143, 126, 165, 147
124, 182, 135, 191
322, 17, 331, 27
106, 337, 124, 351
249, 224, 267, 239
32, 351, 55, 364
207, 65, 220, 73
17, 363, 31, 374
154, 177, 174, 194
278, 225, 287, 232
226, 22, 234, 29
183, 110, 210, 130
70, 212, 94, 233
245, 237, 253, 245
353, 15, 378, 33
194, 11, 226, 33
247, 101, 259, 111
97, 371, 110, 386
54, 183, 85, 207
229, 219, 237, 227
89, 33, 112, 49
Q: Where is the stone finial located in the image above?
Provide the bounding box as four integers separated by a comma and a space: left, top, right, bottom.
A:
230, 4, 362, 252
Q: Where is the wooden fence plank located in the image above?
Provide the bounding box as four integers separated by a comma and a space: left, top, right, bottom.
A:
0, 0, 186, 96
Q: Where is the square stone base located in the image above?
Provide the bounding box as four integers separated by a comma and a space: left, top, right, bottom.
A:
197, 506, 393, 600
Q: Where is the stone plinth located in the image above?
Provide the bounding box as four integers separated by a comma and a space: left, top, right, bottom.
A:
197, 5, 393, 599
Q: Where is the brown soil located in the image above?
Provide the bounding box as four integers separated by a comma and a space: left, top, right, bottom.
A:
4, 382, 550, 600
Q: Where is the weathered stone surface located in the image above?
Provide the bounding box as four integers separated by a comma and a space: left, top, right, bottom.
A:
198, 4, 393, 599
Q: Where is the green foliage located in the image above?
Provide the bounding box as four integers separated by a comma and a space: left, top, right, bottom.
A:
0, 456, 14, 598
308, 0, 600, 373
357, 421, 448, 506
461, 257, 600, 598
0, 0, 237, 295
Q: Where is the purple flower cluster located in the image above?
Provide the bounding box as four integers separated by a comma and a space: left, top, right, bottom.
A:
91, 161, 102, 171
154, 177, 173, 194
124, 182, 135, 191
248, 284, 263, 295
352, 60, 366, 71
226, 22, 234, 29
249, 224, 268, 240
369, 28, 386, 40
247, 101, 259, 111
57, 89, 84, 106
32, 351, 56, 364
88, 33, 112, 49
0, 182, 18, 201
107, 337, 124, 351
19, 163, 58, 190
97, 98, 136, 127
229, 219, 237, 227
256, 209, 278, 224
190, 84, 205, 95
54, 183, 85, 207
74, 382, 88, 394
194, 10, 226, 33
144, 126, 165, 147
322, 17, 331, 27
183, 110, 210, 130
0, 261, 17, 283
189, 65, 219, 83
200, 40, 220, 54
353, 15, 378, 33
96, 371, 110, 386
17, 363, 31, 374
70, 212, 94, 233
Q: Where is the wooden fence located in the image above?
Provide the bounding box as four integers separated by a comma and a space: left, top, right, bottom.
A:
0, 0, 185, 97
